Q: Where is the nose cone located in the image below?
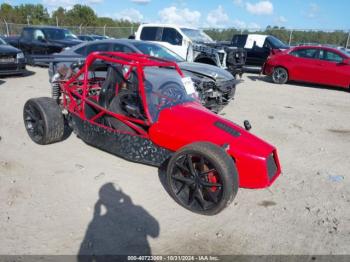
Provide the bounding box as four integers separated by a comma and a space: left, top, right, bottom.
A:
151, 102, 275, 156
150, 102, 281, 189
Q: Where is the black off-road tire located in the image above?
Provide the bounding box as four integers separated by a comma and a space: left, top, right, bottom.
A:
23, 97, 64, 145
272, 67, 288, 84
165, 142, 239, 215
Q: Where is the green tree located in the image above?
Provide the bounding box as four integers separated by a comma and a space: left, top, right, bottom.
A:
12, 4, 49, 24
51, 7, 67, 26
0, 3, 15, 22
65, 5, 98, 26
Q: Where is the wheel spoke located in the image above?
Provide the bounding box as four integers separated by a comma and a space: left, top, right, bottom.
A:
186, 154, 197, 176
198, 168, 216, 177
199, 156, 205, 172
205, 188, 219, 204
176, 183, 186, 195
25, 108, 38, 120
201, 181, 222, 188
188, 186, 195, 206
171, 174, 194, 185
175, 161, 190, 174
195, 188, 207, 210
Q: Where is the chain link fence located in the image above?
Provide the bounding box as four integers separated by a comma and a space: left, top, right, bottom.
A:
202, 27, 350, 48
1, 22, 349, 48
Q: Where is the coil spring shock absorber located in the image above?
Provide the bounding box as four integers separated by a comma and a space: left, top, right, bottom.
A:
51, 73, 61, 102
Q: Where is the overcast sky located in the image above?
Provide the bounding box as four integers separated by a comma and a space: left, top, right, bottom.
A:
5, 0, 350, 30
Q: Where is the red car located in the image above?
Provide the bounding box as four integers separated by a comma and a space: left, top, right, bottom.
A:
263, 45, 350, 89
23, 52, 281, 215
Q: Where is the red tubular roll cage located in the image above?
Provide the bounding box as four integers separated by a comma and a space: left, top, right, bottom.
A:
60, 51, 185, 137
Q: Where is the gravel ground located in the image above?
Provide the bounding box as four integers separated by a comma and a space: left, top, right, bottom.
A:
0, 67, 349, 255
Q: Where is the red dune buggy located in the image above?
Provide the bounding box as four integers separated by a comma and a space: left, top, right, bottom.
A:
23, 52, 281, 215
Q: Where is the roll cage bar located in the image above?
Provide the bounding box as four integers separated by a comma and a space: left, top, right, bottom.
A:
60, 51, 185, 137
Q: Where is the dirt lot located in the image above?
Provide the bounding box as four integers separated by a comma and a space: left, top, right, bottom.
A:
0, 66, 349, 255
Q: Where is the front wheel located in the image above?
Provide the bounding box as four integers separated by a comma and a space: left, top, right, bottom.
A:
272, 67, 288, 84
165, 142, 239, 215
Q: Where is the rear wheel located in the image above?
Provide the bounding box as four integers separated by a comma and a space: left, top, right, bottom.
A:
165, 142, 238, 215
23, 97, 65, 145
272, 67, 288, 84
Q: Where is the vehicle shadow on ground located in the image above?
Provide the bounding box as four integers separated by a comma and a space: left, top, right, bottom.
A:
22, 69, 36, 77
247, 75, 349, 92
0, 69, 35, 80
0, 80, 5, 85
287, 81, 349, 93
77, 183, 159, 261
247, 75, 271, 83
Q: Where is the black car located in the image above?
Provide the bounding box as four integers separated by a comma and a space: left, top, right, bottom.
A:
5, 26, 82, 64
231, 34, 289, 70
0, 37, 26, 75
48, 39, 238, 113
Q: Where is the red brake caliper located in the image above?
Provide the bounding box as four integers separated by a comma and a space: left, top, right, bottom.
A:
207, 172, 218, 192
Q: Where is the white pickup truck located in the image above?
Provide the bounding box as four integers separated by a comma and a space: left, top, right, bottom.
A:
134, 24, 246, 77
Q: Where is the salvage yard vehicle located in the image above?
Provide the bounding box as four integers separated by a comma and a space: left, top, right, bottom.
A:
5, 26, 82, 64
78, 35, 110, 41
47, 39, 238, 113
23, 52, 281, 215
135, 24, 246, 77
262, 45, 350, 89
0, 36, 26, 75
231, 34, 289, 71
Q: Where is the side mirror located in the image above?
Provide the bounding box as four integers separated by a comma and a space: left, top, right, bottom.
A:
341, 58, 350, 65
37, 36, 45, 42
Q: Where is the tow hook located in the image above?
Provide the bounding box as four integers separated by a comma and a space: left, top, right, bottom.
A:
244, 120, 252, 131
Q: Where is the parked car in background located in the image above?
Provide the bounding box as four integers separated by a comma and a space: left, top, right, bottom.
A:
134, 24, 246, 77
231, 34, 289, 71
262, 45, 350, 89
5, 26, 82, 64
0, 36, 26, 75
78, 35, 110, 41
46, 39, 238, 113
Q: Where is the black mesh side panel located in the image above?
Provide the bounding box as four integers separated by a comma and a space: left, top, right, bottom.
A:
71, 115, 172, 167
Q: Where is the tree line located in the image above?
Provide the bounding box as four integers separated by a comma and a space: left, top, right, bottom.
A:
0, 3, 139, 28
0, 3, 349, 46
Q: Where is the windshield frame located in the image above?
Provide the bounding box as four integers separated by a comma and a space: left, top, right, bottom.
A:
132, 41, 185, 63
337, 48, 350, 58
180, 28, 214, 43
42, 28, 78, 41
0, 37, 7, 45
143, 67, 196, 122
267, 36, 289, 49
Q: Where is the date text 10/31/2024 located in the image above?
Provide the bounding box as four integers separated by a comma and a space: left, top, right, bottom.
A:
127, 255, 220, 261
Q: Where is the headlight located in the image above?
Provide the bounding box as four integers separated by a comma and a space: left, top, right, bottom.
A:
16, 52, 24, 59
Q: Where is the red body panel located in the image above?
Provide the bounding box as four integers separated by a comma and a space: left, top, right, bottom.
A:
263, 46, 350, 88
149, 102, 281, 188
